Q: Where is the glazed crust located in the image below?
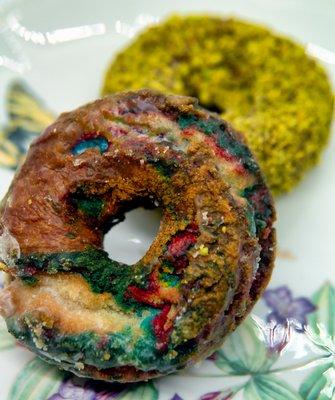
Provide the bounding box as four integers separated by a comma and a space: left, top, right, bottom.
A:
0, 90, 275, 382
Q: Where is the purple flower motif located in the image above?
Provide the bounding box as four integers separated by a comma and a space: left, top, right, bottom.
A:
48, 377, 125, 400
263, 286, 316, 331
206, 352, 218, 362
200, 390, 233, 400
170, 395, 183, 400
48, 379, 96, 400
264, 320, 291, 354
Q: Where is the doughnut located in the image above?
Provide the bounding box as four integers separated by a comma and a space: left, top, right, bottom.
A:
0, 89, 275, 382
102, 16, 334, 195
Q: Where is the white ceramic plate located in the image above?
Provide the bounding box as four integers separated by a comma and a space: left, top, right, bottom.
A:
0, 0, 334, 399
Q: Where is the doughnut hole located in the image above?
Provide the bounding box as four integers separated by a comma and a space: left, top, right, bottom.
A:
103, 207, 162, 264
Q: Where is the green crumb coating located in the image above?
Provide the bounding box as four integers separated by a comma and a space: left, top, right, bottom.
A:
102, 15, 334, 194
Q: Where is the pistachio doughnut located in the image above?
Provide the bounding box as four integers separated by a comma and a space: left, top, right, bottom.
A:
0, 90, 275, 382
102, 16, 334, 194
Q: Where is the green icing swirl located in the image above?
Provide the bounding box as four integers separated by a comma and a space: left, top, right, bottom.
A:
5, 313, 181, 373
17, 249, 151, 310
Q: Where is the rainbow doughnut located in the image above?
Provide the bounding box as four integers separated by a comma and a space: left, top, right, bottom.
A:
0, 90, 275, 382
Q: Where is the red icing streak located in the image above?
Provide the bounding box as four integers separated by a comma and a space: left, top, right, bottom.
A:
172, 255, 189, 271
249, 186, 268, 209
204, 136, 246, 175
153, 305, 172, 350
205, 136, 234, 161
96, 336, 109, 349
167, 223, 198, 258
79, 132, 101, 141
126, 270, 163, 308
127, 223, 199, 349
181, 127, 196, 137
262, 227, 271, 239
25, 265, 37, 276
168, 231, 197, 258
166, 223, 198, 273
109, 125, 128, 136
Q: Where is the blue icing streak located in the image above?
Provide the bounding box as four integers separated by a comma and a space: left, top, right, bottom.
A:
72, 137, 109, 155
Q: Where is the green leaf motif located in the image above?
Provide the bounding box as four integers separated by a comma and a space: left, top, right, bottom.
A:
215, 316, 274, 375
299, 363, 335, 400
0, 327, 16, 350
117, 382, 158, 400
0, 316, 16, 350
244, 375, 303, 400
308, 282, 335, 337
8, 358, 64, 400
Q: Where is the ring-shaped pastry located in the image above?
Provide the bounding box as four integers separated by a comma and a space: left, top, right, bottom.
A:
0, 90, 275, 382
